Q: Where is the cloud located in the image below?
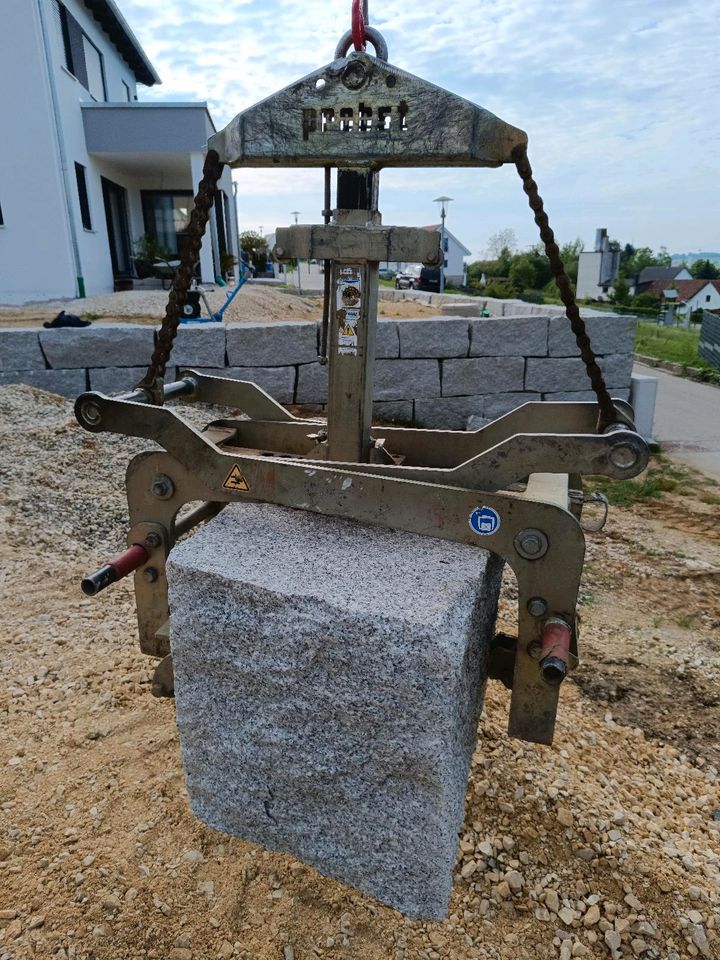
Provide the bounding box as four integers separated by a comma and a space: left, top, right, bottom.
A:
120, 0, 719, 256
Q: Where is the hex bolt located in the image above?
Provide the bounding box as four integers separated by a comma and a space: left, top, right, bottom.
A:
143, 532, 162, 550
527, 639, 543, 660
609, 442, 638, 470
527, 597, 548, 618
514, 528, 549, 560
142, 567, 159, 584
151, 474, 175, 500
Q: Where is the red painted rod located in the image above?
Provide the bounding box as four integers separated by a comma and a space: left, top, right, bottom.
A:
81, 543, 149, 597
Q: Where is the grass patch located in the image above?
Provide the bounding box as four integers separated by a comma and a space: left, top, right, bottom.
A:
586, 455, 702, 506
635, 321, 702, 365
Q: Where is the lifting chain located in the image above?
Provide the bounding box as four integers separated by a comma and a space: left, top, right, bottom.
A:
135, 150, 225, 404
513, 145, 618, 432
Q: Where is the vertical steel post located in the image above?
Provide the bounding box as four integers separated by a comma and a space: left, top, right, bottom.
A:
326, 168, 379, 463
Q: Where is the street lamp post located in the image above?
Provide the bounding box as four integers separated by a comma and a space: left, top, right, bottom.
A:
433, 195, 453, 294
290, 211, 302, 294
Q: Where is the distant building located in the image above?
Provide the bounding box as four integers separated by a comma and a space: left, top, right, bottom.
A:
632, 265, 692, 296
380, 225, 471, 286
645, 279, 720, 315
576, 228, 621, 300
1, 0, 239, 304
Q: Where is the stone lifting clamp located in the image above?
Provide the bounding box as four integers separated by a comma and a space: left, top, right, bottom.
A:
75, 19, 649, 745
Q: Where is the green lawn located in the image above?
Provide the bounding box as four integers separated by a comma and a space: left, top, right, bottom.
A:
634, 321, 702, 365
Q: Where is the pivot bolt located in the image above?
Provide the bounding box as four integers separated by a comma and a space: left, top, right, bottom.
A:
527, 597, 548, 618
514, 528, 549, 560
151, 475, 174, 500
79, 400, 102, 427
142, 566, 159, 583
144, 532, 162, 550
609, 442, 638, 469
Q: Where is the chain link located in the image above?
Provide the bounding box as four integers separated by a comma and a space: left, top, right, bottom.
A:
134, 150, 225, 404
512, 145, 618, 431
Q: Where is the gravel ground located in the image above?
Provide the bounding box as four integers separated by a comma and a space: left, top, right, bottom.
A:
0, 288, 437, 327
0, 385, 719, 960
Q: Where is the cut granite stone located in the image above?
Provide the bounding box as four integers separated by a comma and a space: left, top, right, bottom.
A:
226, 321, 317, 366
39, 323, 154, 368
171, 322, 226, 367
373, 358, 441, 400
397, 317, 469, 359
193, 366, 295, 403
0, 368, 86, 398
469, 316, 548, 357
0, 328, 45, 371
414, 395, 485, 429
442, 357, 525, 397
167, 503, 503, 920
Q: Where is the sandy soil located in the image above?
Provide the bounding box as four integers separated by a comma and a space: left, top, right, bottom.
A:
0, 287, 437, 328
0, 385, 718, 960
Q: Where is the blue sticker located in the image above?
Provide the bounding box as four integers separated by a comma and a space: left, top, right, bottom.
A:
469, 506, 501, 536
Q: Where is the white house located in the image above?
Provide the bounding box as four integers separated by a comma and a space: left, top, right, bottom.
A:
380, 225, 471, 286
576, 228, 621, 300
1, 0, 239, 305
646, 280, 720, 316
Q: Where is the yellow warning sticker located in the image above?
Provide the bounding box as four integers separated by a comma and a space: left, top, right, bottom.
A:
223, 464, 250, 492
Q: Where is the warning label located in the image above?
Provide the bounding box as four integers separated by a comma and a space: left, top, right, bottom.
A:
336, 268, 362, 356
222, 464, 250, 492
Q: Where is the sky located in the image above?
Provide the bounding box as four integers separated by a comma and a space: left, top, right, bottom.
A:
119, 0, 719, 261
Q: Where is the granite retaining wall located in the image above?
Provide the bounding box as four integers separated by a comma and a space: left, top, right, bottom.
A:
0, 310, 636, 429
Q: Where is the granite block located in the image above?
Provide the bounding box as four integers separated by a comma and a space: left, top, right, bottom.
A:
39, 323, 154, 368
414, 396, 485, 429
195, 366, 296, 404
526, 355, 633, 393
482, 392, 541, 419
170, 322, 226, 367
89, 366, 146, 395
0, 328, 45, 370
0, 368, 86, 398
374, 359, 441, 401
442, 357, 525, 397
167, 503, 503, 919
548, 315, 636, 357
226, 321, 317, 366
296, 362, 327, 404
469, 316, 548, 357
376, 320, 400, 358
440, 303, 483, 317
373, 401, 414, 424
397, 318, 469, 359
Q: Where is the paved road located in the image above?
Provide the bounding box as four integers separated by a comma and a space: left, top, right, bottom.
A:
635, 363, 720, 481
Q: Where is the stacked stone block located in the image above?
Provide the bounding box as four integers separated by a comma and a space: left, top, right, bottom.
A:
0, 312, 636, 428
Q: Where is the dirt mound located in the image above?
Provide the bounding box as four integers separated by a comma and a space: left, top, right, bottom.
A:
0, 385, 718, 960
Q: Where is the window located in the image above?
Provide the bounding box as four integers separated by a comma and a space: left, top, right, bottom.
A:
122, 80, 132, 102
141, 191, 194, 256
443, 238, 449, 253
82, 35, 106, 101
706, 294, 712, 303
53, 1, 106, 101
0, 202, 4, 226
75, 163, 92, 230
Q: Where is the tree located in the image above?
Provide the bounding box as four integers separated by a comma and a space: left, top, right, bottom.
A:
509, 256, 537, 293
487, 229, 517, 259
240, 230, 269, 273
691, 258, 720, 280
612, 278, 630, 306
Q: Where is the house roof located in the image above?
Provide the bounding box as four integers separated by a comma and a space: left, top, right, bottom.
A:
83, 0, 161, 86
646, 279, 720, 301
420, 225, 472, 256
636, 265, 686, 284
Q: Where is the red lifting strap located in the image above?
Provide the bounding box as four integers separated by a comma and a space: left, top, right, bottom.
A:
351, 0, 366, 51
